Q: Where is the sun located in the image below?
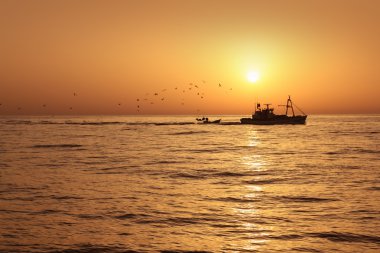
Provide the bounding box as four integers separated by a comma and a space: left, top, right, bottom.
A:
247, 71, 260, 83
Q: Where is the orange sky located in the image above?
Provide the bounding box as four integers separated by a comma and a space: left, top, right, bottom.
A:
1, 0, 379, 115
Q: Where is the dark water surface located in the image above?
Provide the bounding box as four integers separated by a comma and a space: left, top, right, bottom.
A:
1, 115, 379, 252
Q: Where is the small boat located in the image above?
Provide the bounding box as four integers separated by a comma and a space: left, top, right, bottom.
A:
196, 117, 221, 124
240, 96, 307, 125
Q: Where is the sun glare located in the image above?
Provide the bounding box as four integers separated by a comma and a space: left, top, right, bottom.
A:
247, 71, 260, 83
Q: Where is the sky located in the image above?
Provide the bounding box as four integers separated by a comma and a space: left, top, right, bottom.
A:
1, 0, 379, 115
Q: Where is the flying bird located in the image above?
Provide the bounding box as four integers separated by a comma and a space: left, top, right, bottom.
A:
218, 83, 222, 87
154, 93, 158, 96
73, 92, 77, 96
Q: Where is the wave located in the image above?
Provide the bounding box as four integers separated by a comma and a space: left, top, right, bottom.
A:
65, 121, 124, 125
214, 172, 247, 177
76, 214, 105, 220
308, 232, 380, 244
31, 144, 83, 148
3, 120, 33, 124
47, 244, 139, 253
210, 197, 256, 203
170, 172, 204, 179
367, 186, 380, 191
161, 251, 212, 253
325, 148, 380, 155
275, 196, 338, 203
292, 247, 322, 252
113, 213, 139, 219
145, 160, 181, 165
50, 195, 84, 200
269, 234, 304, 240
169, 130, 209, 135
245, 178, 284, 185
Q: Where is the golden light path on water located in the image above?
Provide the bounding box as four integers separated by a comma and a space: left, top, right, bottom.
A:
237, 130, 269, 251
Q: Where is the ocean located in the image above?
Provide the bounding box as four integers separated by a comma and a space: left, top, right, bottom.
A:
0, 115, 379, 253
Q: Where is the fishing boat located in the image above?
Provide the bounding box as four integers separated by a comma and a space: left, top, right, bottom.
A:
196, 117, 221, 124
240, 96, 307, 125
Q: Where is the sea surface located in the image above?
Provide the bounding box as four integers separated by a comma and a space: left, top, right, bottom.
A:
0, 115, 379, 253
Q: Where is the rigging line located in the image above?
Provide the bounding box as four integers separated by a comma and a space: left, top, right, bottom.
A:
293, 102, 307, 116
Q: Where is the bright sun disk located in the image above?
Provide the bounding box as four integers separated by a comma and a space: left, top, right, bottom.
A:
247, 71, 260, 83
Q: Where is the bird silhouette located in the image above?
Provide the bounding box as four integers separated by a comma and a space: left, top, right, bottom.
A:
137, 99, 140, 101
154, 93, 158, 96
73, 92, 77, 96
219, 83, 222, 87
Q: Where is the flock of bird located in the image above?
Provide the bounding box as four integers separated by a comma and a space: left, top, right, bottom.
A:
0, 81, 234, 113
132, 81, 234, 113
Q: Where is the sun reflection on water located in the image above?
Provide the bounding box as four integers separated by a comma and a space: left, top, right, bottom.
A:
231, 130, 271, 251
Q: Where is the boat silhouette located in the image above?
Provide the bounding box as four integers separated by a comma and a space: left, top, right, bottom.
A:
240, 96, 307, 125
196, 117, 221, 124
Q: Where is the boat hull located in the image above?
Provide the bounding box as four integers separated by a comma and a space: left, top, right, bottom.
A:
201, 119, 221, 124
240, 116, 307, 125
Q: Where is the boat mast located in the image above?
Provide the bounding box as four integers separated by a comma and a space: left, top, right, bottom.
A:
286, 95, 295, 117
